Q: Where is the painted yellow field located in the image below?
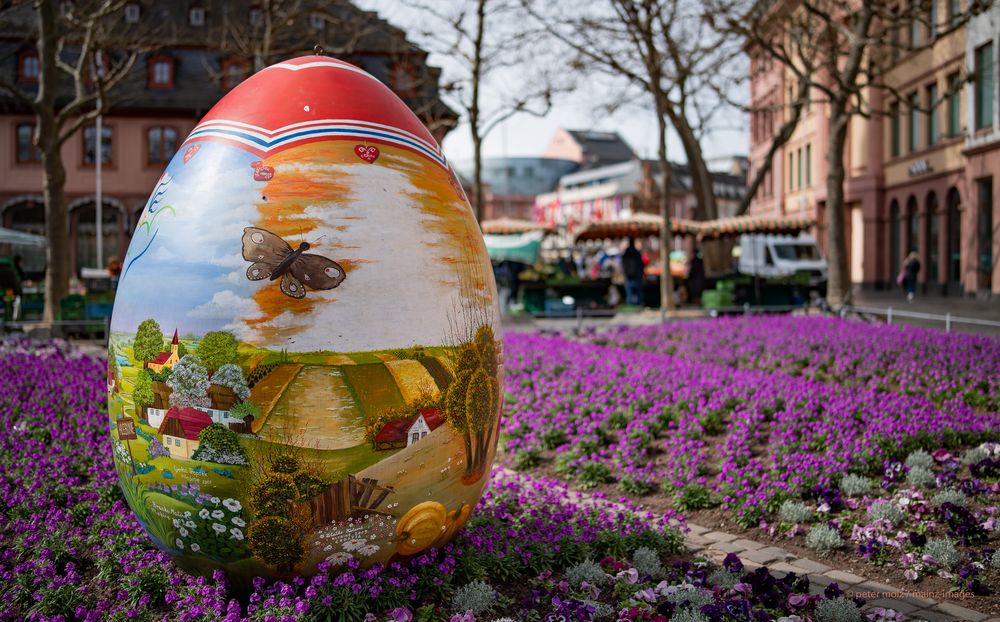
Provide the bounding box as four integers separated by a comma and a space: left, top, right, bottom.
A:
384, 359, 441, 404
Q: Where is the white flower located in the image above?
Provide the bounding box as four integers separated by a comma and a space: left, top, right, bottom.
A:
190, 543, 201, 552
231, 517, 246, 527
211, 510, 225, 520
342, 538, 367, 552
172, 519, 182, 528
199, 509, 210, 519
212, 523, 227, 533
358, 544, 380, 556
183, 511, 192, 518
185, 520, 196, 529
230, 528, 244, 540
210, 496, 221, 504
326, 552, 353, 565
175, 538, 185, 549
324, 545, 333, 552
223, 498, 242, 512
179, 528, 189, 537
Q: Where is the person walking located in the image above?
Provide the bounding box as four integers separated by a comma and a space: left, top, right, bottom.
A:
621, 238, 645, 306
687, 248, 706, 305
902, 252, 920, 302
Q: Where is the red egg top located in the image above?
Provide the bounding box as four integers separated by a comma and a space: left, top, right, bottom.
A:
182, 55, 446, 167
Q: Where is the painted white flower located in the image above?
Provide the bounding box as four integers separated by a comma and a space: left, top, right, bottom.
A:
324, 545, 333, 552
210, 496, 221, 504
342, 538, 367, 552
185, 520, 196, 529
199, 509, 210, 519
326, 552, 353, 565
230, 528, 244, 540
358, 544, 380, 556
179, 527, 189, 537
183, 511, 192, 518
190, 543, 201, 552
175, 538, 185, 549
223, 498, 242, 512
231, 517, 246, 527
172, 519, 182, 528
211, 510, 225, 520
212, 523, 227, 533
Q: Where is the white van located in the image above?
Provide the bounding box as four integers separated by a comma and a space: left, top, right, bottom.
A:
737, 233, 827, 286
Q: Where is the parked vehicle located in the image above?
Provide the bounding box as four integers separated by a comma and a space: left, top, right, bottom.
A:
737, 233, 828, 288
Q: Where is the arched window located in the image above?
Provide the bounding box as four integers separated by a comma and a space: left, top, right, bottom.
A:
925, 191, 939, 284
946, 188, 961, 285
889, 199, 900, 280
4, 201, 46, 279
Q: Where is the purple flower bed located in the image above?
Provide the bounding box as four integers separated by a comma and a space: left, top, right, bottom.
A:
2, 338, 881, 621
503, 333, 999, 525
593, 316, 1000, 412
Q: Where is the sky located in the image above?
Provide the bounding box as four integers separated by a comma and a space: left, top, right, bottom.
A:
111, 139, 494, 352
358, 1, 750, 167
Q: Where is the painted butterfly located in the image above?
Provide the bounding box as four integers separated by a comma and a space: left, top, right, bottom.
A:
242, 227, 346, 299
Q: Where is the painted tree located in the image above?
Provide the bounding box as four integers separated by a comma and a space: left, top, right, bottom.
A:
133, 319, 164, 369
444, 368, 475, 473
192, 423, 249, 465
197, 331, 238, 374
211, 363, 250, 401
165, 355, 210, 408
132, 369, 154, 418
465, 367, 495, 471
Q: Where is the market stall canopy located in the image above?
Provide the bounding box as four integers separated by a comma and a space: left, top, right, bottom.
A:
483, 230, 545, 265
573, 213, 701, 242
698, 215, 816, 240
480, 217, 554, 235
0, 227, 46, 247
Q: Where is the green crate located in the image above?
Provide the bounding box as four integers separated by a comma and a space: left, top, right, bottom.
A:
702, 290, 733, 309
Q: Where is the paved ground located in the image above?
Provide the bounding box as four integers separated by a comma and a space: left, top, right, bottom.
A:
685, 522, 997, 622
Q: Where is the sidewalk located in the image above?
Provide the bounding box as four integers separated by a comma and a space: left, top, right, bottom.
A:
850, 291, 1000, 336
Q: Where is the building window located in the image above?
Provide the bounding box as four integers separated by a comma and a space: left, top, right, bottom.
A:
797, 147, 802, 189
222, 58, 248, 90
975, 42, 994, 130
909, 1, 921, 48
908, 91, 919, 152
947, 72, 961, 137
83, 125, 113, 165
189, 6, 205, 26
124, 3, 140, 23
890, 101, 901, 157
926, 82, 939, 145
948, 0, 960, 26
19, 50, 39, 83
148, 55, 173, 89
977, 177, 993, 288
309, 12, 325, 30
928, 0, 937, 39
411, 432, 419, 444
788, 152, 794, 191
805, 143, 812, 186
147, 127, 178, 165
390, 63, 417, 98
16, 123, 42, 163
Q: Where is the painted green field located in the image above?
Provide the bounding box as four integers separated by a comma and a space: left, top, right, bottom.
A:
340, 363, 406, 418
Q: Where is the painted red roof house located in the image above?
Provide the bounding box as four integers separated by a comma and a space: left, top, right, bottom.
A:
148, 329, 181, 373
157, 406, 214, 459
374, 408, 445, 450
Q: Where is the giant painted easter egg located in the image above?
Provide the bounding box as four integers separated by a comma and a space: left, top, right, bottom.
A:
107, 55, 503, 582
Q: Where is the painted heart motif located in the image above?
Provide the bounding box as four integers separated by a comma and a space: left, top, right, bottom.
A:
182, 144, 201, 163
354, 144, 379, 163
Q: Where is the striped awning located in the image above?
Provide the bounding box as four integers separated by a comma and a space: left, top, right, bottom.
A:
480, 217, 554, 235
697, 215, 816, 239
573, 213, 701, 242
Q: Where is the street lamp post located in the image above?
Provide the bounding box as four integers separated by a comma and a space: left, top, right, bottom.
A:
95, 52, 105, 271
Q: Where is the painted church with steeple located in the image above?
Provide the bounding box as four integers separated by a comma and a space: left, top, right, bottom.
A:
148, 329, 180, 374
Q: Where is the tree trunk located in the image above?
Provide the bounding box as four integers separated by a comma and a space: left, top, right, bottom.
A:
463, 431, 473, 475
669, 110, 718, 221
655, 101, 675, 313
470, 0, 486, 222
825, 107, 851, 307
36, 0, 69, 323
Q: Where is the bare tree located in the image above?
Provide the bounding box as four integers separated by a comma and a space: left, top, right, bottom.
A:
403, 0, 563, 222
721, 0, 983, 306
0, 0, 143, 322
